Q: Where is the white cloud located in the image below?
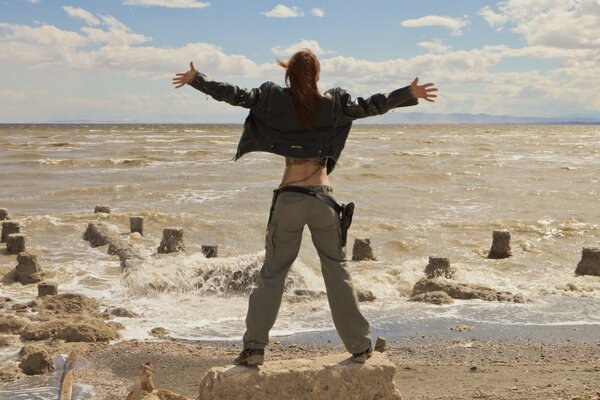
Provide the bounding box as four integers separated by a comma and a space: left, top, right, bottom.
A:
261, 4, 304, 18
63, 6, 101, 26
123, 0, 210, 8
311, 8, 325, 17
271, 39, 335, 58
417, 39, 451, 54
479, 0, 600, 49
24, 0, 40, 4
401, 15, 469, 36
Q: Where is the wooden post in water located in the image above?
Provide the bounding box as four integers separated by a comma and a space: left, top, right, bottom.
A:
1, 221, 20, 243
130, 216, 144, 236
0, 208, 8, 221
94, 205, 111, 214
488, 230, 512, 259
6, 233, 25, 254
202, 245, 218, 258
59, 352, 77, 400
157, 228, 185, 254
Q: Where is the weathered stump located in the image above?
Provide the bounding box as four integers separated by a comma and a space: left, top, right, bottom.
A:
0, 209, 8, 221
352, 238, 375, 261
575, 247, 600, 276
157, 228, 185, 254
202, 245, 218, 258
38, 282, 58, 297
1, 221, 21, 243
130, 216, 144, 236
15, 252, 43, 284
94, 205, 111, 214
488, 230, 512, 259
425, 256, 455, 279
7, 234, 26, 255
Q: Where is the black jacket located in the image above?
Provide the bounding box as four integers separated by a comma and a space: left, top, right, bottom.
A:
189, 72, 418, 174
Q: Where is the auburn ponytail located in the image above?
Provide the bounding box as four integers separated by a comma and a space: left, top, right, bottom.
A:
277, 49, 324, 130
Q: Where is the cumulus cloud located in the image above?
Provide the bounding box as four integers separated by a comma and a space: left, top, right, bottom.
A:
261, 4, 304, 18
401, 15, 469, 36
123, 0, 210, 8
417, 39, 451, 54
479, 0, 600, 49
271, 39, 335, 58
311, 8, 325, 17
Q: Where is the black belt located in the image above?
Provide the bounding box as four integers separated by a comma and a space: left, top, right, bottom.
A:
268, 185, 354, 246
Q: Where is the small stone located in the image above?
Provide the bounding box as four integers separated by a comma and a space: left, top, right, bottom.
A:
6, 234, 26, 254
488, 230, 512, 259
450, 325, 473, 333
130, 216, 144, 236
150, 327, 167, 337
37, 282, 58, 297
94, 205, 111, 214
424, 256, 455, 279
575, 247, 600, 276
356, 289, 376, 302
374, 337, 386, 353
110, 307, 139, 318
1, 221, 20, 243
352, 238, 376, 261
157, 228, 185, 254
202, 245, 218, 258
15, 252, 44, 284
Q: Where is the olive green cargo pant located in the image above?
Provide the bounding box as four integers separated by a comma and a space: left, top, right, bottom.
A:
243, 185, 371, 354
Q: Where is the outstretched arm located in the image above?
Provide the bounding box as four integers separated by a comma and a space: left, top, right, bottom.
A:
172, 62, 266, 109
340, 78, 437, 120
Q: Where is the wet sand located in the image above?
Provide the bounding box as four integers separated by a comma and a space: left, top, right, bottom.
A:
61, 336, 600, 400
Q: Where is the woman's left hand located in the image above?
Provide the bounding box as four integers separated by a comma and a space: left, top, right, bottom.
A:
411, 77, 438, 102
172, 62, 197, 88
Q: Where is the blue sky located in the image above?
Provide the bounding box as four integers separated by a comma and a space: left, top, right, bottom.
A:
1, 0, 599, 122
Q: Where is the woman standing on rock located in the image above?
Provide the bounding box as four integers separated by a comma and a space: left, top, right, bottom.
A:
172, 49, 437, 365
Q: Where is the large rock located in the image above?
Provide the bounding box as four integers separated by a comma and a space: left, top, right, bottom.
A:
0, 314, 30, 334
83, 222, 144, 269
352, 238, 376, 261
198, 352, 401, 400
20, 319, 120, 342
410, 291, 454, 305
412, 277, 524, 303
575, 247, 600, 276
15, 252, 44, 284
18, 344, 54, 375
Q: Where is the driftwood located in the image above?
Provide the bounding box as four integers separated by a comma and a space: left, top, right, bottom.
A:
59, 352, 77, 400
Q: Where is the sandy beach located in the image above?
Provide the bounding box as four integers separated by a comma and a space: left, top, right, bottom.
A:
48, 335, 599, 399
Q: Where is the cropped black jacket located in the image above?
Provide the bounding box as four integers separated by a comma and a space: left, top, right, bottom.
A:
188, 72, 418, 174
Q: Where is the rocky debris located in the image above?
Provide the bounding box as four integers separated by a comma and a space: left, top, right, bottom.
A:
293, 289, 326, 298
157, 228, 185, 254
575, 247, 600, 276
0, 335, 20, 347
451, 325, 473, 332
425, 256, 456, 279
110, 307, 140, 318
412, 277, 524, 303
410, 291, 454, 305
18, 344, 54, 375
199, 352, 401, 400
29, 293, 102, 317
6, 233, 26, 254
356, 288, 376, 302
201, 245, 218, 258
83, 221, 144, 269
0, 314, 31, 334
125, 362, 189, 400
0, 362, 24, 383
374, 337, 386, 353
130, 216, 144, 236
1, 221, 20, 243
488, 230, 512, 259
38, 281, 58, 297
352, 238, 376, 261
15, 252, 44, 284
94, 205, 112, 214
150, 327, 168, 338
21, 319, 120, 342
0, 208, 8, 221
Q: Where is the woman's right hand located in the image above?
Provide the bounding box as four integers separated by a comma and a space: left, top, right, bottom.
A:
172, 62, 197, 89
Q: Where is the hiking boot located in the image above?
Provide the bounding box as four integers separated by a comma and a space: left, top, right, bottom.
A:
233, 348, 264, 366
350, 347, 372, 363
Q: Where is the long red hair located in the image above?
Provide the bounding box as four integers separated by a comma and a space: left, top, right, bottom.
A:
277, 49, 324, 130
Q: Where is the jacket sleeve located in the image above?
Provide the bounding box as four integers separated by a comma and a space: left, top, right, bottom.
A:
339, 86, 418, 120
188, 72, 268, 109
